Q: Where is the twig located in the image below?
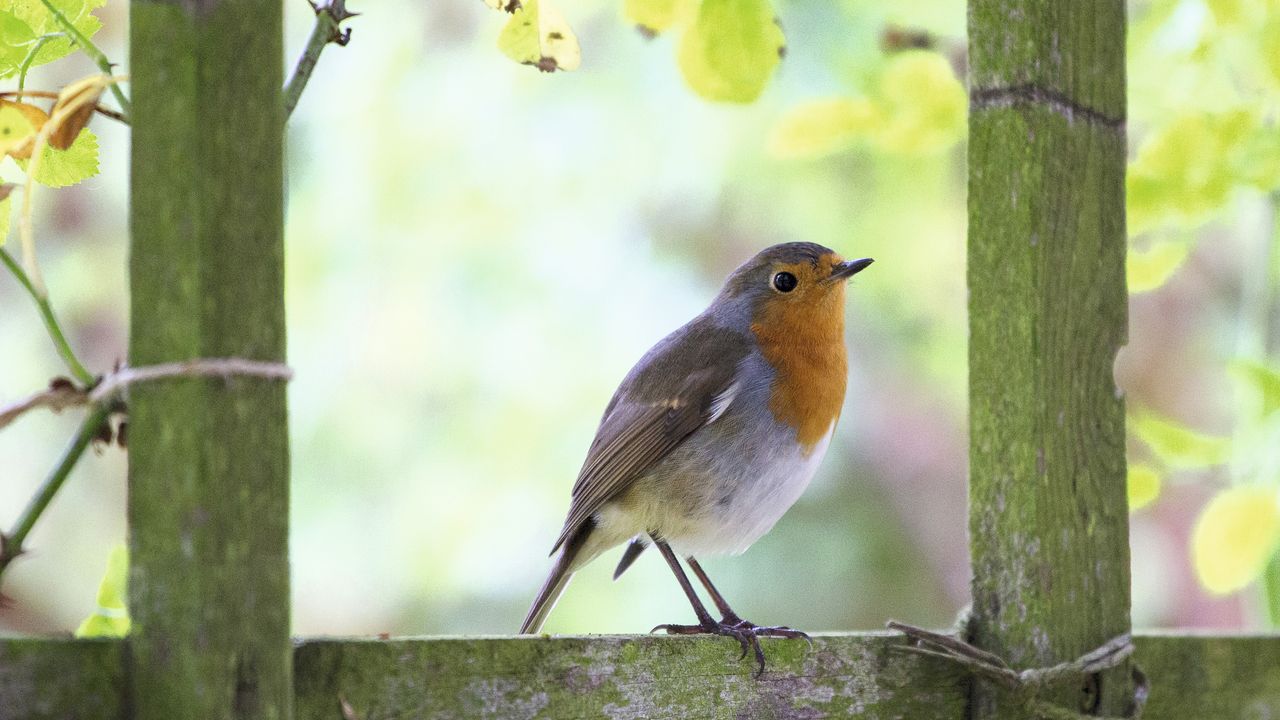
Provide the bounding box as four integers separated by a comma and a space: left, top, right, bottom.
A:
887, 621, 1146, 720
0, 90, 128, 125
87, 358, 295, 403
0, 358, 295, 432
0, 402, 112, 585
35, 0, 131, 117
17, 33, 63, 93
0, 248, 93, 385
283, 0, 357, 118
0, 358, 293, 594
0, 380, 84, 432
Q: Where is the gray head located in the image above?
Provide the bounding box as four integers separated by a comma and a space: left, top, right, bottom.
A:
712, 242, 874, 320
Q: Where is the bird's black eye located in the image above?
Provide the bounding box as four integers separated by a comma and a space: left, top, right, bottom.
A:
772, 271, 797, 293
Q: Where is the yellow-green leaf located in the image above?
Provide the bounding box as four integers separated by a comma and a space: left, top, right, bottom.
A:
768, 97, 880, 159
1230, 359, 1280, 417
1128, 463, 1163, 511
870, 51, 966, 156
497, 0, 580, 72
1127, 238, 1191, 293
0, 192, 11, 247
0, 10, 37, 79
677, 0, 784, 104
1263, 13, 1280, 89
17, 127, 99, 187
0, 98, 45, 159
1127, 110, 1261, 235
1131, 413, 1231, 468
624, 0, 694, 35
1191, 485, 1280, 595
75, 544, 130, 638
2, 0, 104, 78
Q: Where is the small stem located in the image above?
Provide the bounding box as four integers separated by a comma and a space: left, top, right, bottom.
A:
36, 0, 131, 117
283, 1, 351, 118
0, 90, 129, 125
0, 248, 94, 386
0, 402, 112, 584
18, 33, 63, 93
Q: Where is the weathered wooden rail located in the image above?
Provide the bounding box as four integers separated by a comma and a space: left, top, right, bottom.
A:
3, 0, 1279, 718
4, 633, 1280, 718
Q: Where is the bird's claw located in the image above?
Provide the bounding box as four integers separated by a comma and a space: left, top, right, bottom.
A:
651, 617, 810, 677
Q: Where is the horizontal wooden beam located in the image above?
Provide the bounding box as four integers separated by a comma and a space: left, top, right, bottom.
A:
0, 637, 124, 719
3, 632, 1279, 719
293, 632, 967, 719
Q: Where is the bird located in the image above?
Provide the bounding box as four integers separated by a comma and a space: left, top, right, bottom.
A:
519, 241, 873, 675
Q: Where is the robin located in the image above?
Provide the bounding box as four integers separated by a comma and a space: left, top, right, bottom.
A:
520, 242, 873, 675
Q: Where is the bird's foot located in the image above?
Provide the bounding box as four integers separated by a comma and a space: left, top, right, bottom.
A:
651, 617, 810, 677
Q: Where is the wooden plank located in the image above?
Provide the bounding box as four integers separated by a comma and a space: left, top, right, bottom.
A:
0, 638, 124, 720
128, 0, 290, 718
966, 1, 1133, 717
292, 633, 967, 719
1136, 634, 1280, 719
3, 634, 1278, 718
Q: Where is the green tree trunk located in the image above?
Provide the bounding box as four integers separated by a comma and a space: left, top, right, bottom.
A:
127, 1, 290, 718
966, 1, 1133, 717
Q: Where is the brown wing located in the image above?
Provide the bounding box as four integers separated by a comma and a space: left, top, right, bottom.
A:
549, 367, 737, 554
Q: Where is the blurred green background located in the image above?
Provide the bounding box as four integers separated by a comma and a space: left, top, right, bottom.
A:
3, 0, 1279, 638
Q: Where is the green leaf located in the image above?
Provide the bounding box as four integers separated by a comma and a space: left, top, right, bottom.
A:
1230, 359, 1280, 417
767, 97, 879, 159
74, 544, 130, 638
1127, 463, 1163, 511
1131, 412, 1232, 469
1127, 237, 1192, 293
1, 0, 104, 78
0, 11, 38, 79
16, 127, 99, 187
870, 51, 966, 155
624, 0, 693, 36
0, 191, 11, 247
677, 0, 784, 104
497, 0, 580, 72
1191, 485, 1280, 595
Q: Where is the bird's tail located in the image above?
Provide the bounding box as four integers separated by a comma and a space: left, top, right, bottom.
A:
520, 523, 592, 634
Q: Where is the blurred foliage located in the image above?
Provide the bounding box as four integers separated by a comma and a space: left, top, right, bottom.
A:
768, 51, 965, 158
1191, 486, 1280, 595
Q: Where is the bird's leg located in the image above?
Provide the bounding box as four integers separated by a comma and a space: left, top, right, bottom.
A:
684, 555, 741, 623
649, 538, 802, 676
686, 556, 810, 644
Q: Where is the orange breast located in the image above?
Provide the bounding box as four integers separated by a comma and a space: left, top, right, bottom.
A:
751, 286, 848, 454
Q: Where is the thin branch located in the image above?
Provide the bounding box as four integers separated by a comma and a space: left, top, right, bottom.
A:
0, 90, 128, 125
35, 0, 131, 117
17, 33, 63, 93
0, 248, 93, 385
0, 402, 112, 586
0, 358, 295, 432
0, 381, 84, 432
88, 358, 295, 403
283, 0, 357, 118
0, 358, 293, 594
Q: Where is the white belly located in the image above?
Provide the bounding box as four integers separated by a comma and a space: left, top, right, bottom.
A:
666, 425, 834, 557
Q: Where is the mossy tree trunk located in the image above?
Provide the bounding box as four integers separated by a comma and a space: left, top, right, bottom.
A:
128, 1, 290, 718
966, 1, 1133, 718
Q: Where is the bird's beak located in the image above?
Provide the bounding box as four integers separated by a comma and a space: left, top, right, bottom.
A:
830, 257, 874, 281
